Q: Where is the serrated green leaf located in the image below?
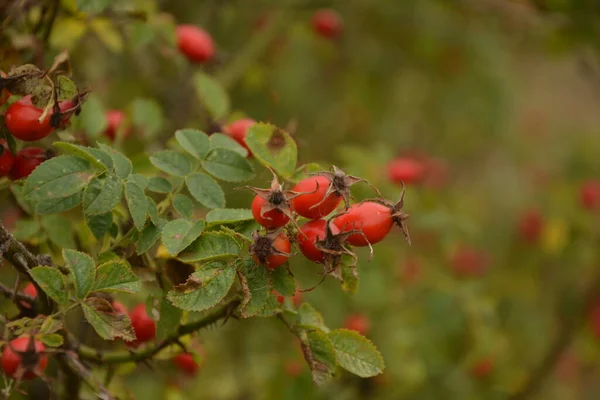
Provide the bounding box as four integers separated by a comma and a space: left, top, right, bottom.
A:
201, 148, 254, 182
301, 330, 338, 386
206, 208, 253, 225
271, 268, 295, 297
157, 297, 182, 341
175, 129, 210, 160
172, 194, 194, 219
83, 174, 123, 215
86, 212, 112, 240
98, 143, 132, 178
328, 329, 385, 378
29, 266, 69, 305
161, 219, 205, 256
136, 223, 161, 255
178, 231, 241, 263
237, 258, 270, 318
209, 133, 248, 157
297, 303, 328, 332
245, 123, 297, 178
125, 181, 147, 230
53, 142, 109, 170
39, 333, 64, 347
10, 184, 34, 214
82, 297, 135, 341
76, 95, 107, 138
56, 76, 77, 101
255, 293, 282, 318
42, 215, 75, 248
92, 259, 141, 293
193, 72, 230, 120
146, 196, 165, 227
12, 219, 40, 241
128, 174, 148, 190
40, 318, 63, 334
186, 172, 225, 209
63, 249, 96, 299
35, 191, 82, 215
150, 150, 191, 176
130, 98, 164, 139
147, 177, 172, 193
167, 262, 235, 311
23, 156, 93, 201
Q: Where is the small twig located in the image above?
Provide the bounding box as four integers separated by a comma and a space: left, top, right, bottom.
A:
41, 0, 60, 44
0, 283, 35, 305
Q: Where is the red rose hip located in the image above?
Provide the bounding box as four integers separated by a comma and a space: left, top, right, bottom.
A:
176, 25, 215, 63
0, 139, 15, 177
312, 9, 343, 39
103, 110, 131, 140
387, 157, 426, 185
2, 337, 48, 380
10, 147, 48, 180
128, 303, 156, 346
224, 118, 255, 156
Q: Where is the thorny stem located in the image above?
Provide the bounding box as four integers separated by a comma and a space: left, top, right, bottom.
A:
77, 298, 241, 364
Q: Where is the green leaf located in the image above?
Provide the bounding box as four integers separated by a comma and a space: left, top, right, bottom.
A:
39, 333, 64, 347
290, 163, 324, 183
301, 330, 338, 386
245, 123, 297, 178
76, 0, 111, 14
175, 129, 210, 160
237, 258, 270, 318
130, 98, 164, 139
157, 297, 182, 341
206, 208, 253, 225
76, 95, 106, 138
125, 181, 147, 230
56, 76, 77, 101
40, 318, 63, 335
255, 293, 282, 317
161, 219, 205, 256
92, 259, 141, 293
178, 232, 241, 263
23, 156, 93, 201
42, 215, 75, 248
86, 212, 112, 240
53, 142, 109, 170
128, 174, 148, 191
201, 148, 254, 182
146, 196, 164, 227
193, 72, 230, 120
339, 261, 358, 294
147, 177, 172, 193
297, 303, 328, 332
82, 297, 135, 341
136, 223, 161, 255
150, 151, 191, 176
83, 174, 123, 215
167, 262, 235, 311
63, 249, 96, 299
209, 133, 248, 157
271, 268, 295, 296
29, 267, 69, 305
172, 194, 194, 219
35, 191, 82, 215
328, 329, 385, 378
186, 172, 225, 209
12, 219, 40, 241
10, 184, 34, 214
98, 143, 132, 178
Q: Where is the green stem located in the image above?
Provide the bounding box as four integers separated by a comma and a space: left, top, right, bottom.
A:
78, 298, 240, 364
216, 9, 288, 89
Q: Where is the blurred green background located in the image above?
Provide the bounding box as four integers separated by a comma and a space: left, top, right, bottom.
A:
3, 0, 600, 399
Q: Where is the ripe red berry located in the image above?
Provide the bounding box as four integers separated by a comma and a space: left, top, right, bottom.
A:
292, 176, 341, 219
224, 118, 255, 156
251, 196, 290, 228
20, 282, 37, 309
580, 180, 600, 211
112, 301, 128, 315
451, 246, 489, 278
470, 357, 494, 379
333, 202, 394, 246
387, 157, 426, 185
344, 313, 370, 336
518, 209, 543, 244
10, 147, 48, 180
275, 289, 303, 308
1, 337, 48, 380
589, 299, 600, 340
251, 231, 291, 269
0, 139, 15, 177
172, 352, 200, 376
297, 219, 340, 263
311, 9, 343, 39
176, 25, 215, 63
284, 360, 304, 378
128, 303, 156, 346
5, 96, 73, 142
103, 110, 131, 141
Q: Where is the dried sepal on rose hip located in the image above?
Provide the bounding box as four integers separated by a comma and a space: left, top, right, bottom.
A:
246, 169, 310, 229
250, 229, 291, 270
334, 183, 411, 246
